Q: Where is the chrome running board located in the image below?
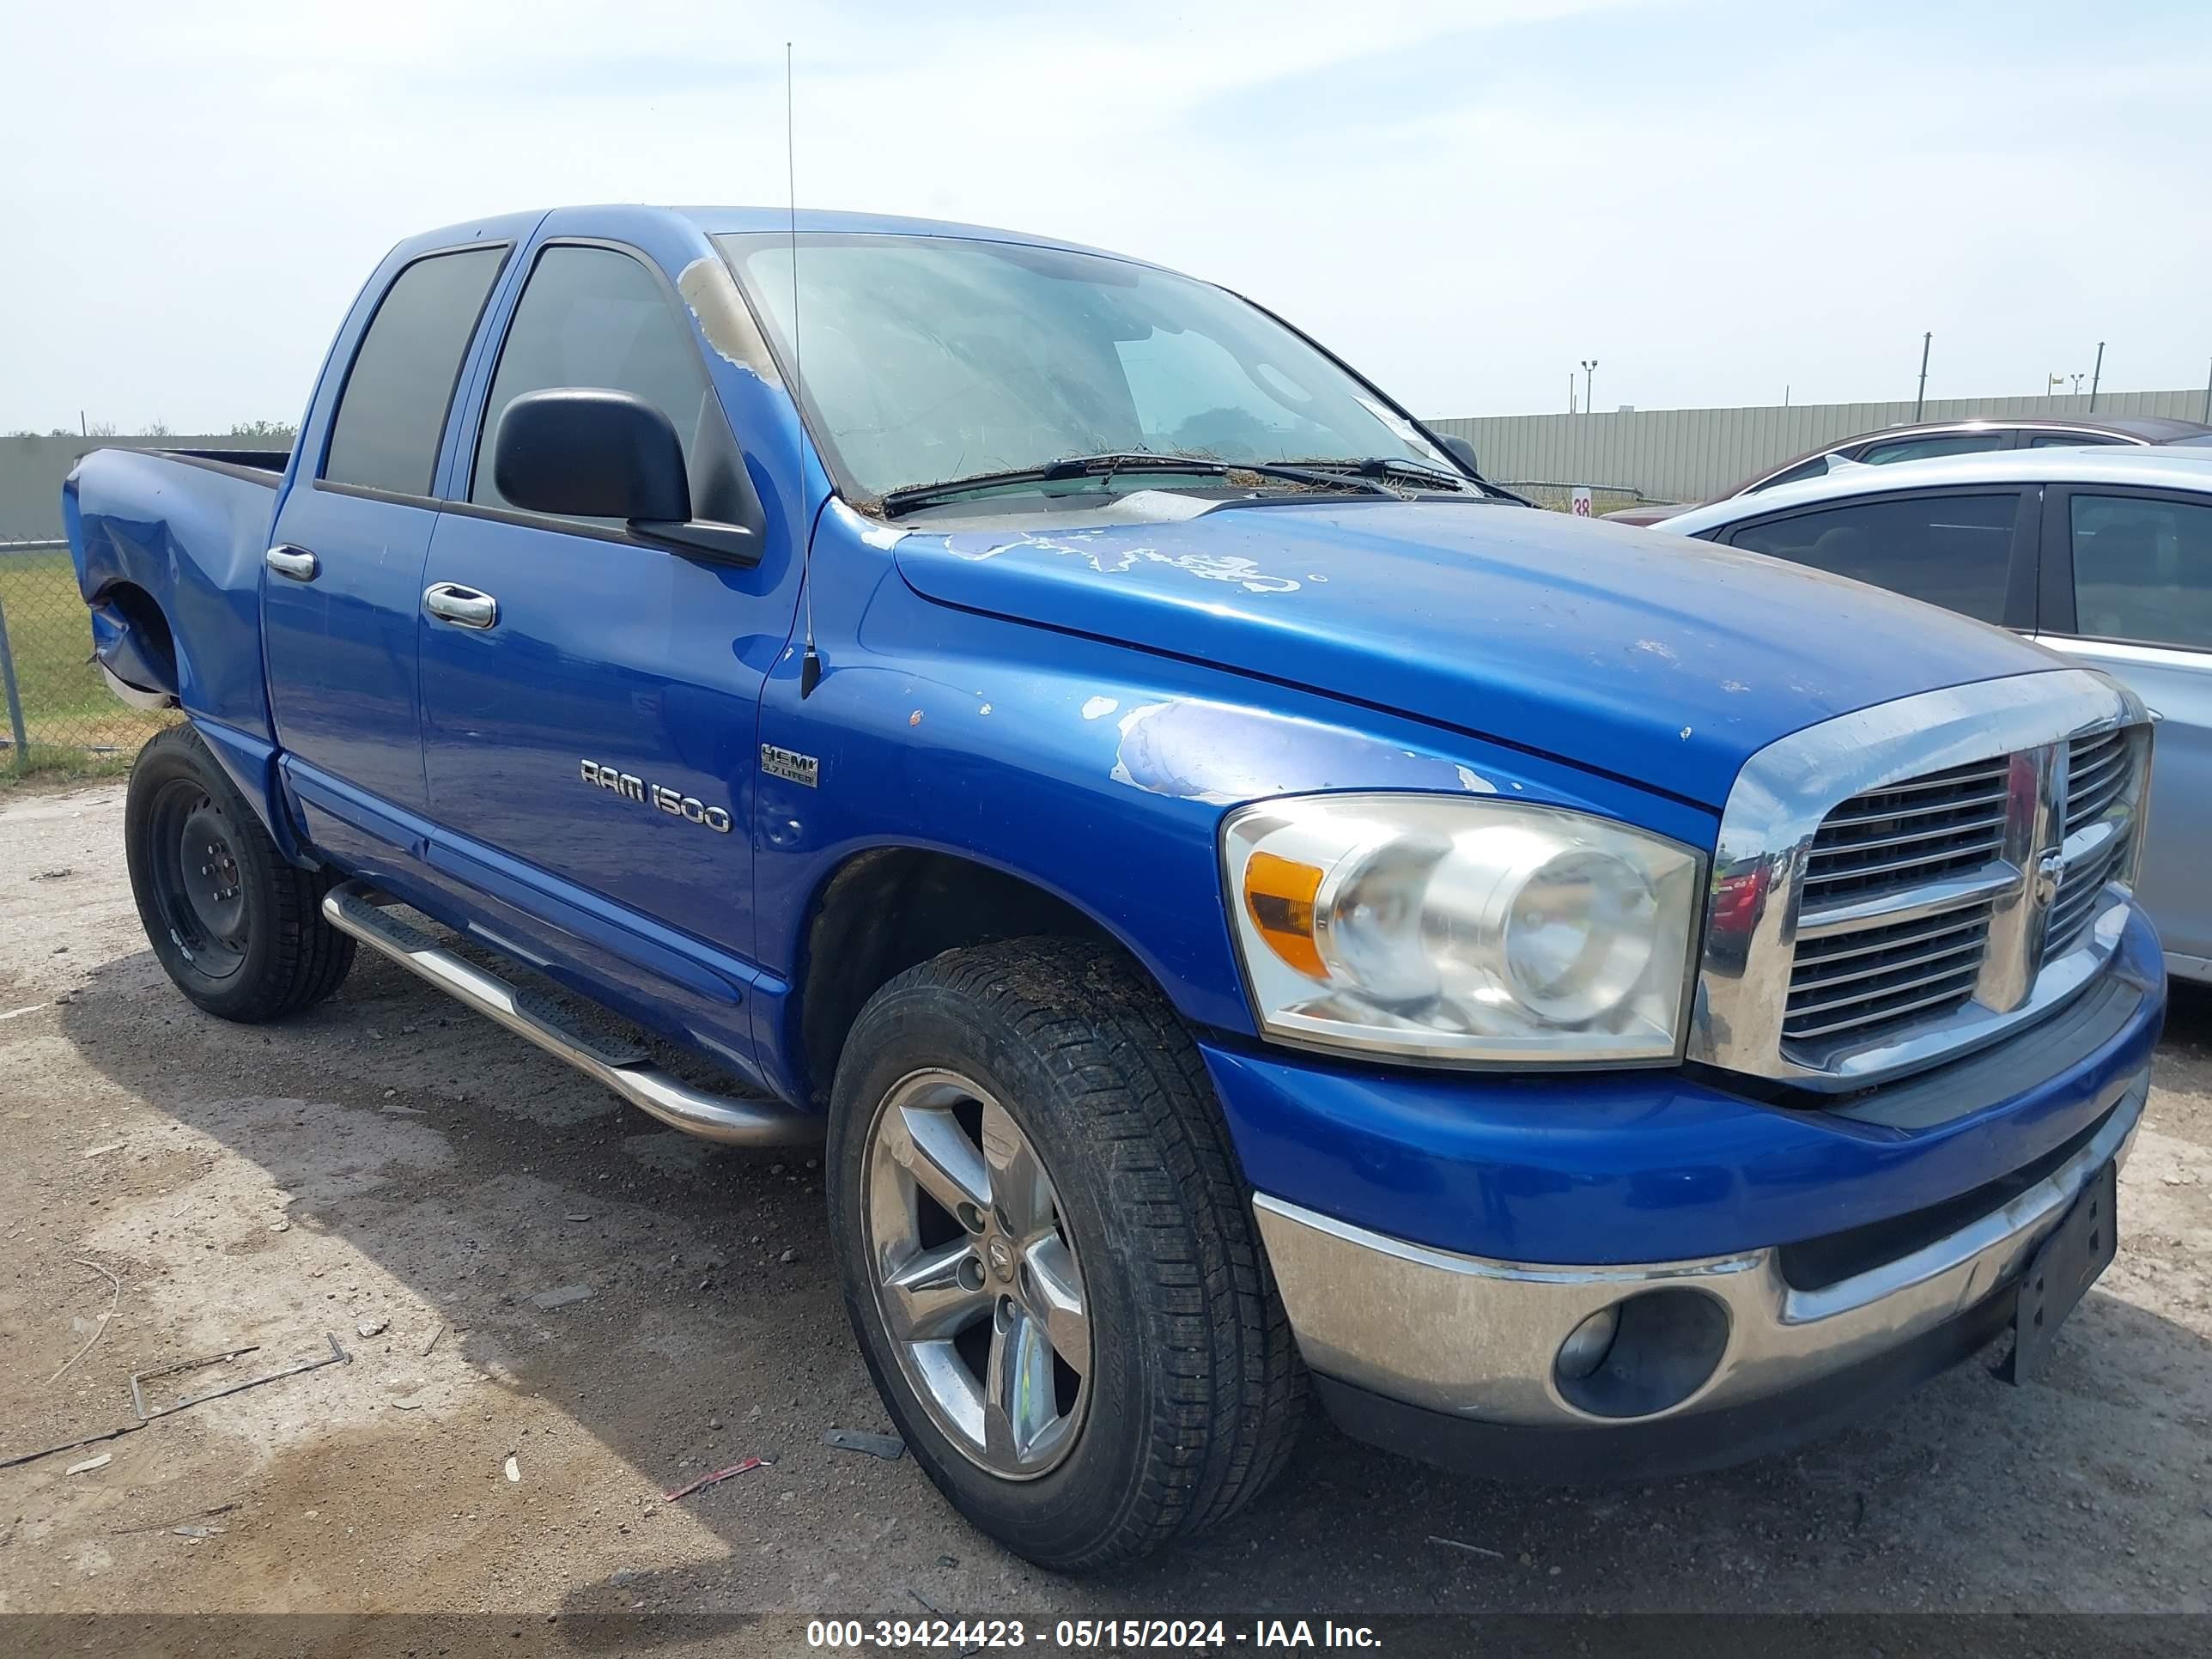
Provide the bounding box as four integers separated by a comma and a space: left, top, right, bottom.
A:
321, 881, 820, 1146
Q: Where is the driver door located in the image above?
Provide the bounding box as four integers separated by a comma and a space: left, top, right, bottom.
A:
416, 239, 789, 1000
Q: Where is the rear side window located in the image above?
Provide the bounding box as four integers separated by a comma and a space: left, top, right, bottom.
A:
1727, 492, 2019, 623
471, 245, 720, 516
1856, 431, 2013, 465
2028, 432, 2126, 449
323, 248, 506, 495
2069, 493, 2212, 649
1745, 454, 1838, 494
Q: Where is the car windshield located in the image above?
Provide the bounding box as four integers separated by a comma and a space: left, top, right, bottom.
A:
717, 231, 1450, 501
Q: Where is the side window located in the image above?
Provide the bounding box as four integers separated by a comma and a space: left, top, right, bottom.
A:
1744, 454, 1838, 495
2069, 494, 2212, 649
1727, 492, 2019, 623
2028, 432, 2125, 449
323, 248, 505, 495
472, 246, 722, 517
1856, 431, 2013, 465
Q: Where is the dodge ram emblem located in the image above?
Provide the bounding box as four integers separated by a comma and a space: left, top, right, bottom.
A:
578, 760, 732, 834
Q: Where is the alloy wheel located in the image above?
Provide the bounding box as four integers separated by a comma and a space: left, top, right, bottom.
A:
863, 1068, 1091, 1479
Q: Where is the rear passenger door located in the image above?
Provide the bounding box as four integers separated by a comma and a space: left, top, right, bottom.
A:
2033, 486, 2212, 967
265, 241, 509, 825
415, 238, 786, 974
1717, 487, 2039, 629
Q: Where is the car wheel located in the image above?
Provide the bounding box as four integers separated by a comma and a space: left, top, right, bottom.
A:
826, 936, 1304, 1571
124, 724, 355, 1022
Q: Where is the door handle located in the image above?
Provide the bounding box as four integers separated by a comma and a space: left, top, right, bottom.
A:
422, 582, 499, 629
264, 545, 319, 581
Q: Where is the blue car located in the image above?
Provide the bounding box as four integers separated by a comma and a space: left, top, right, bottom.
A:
64, 206, 2160, 1569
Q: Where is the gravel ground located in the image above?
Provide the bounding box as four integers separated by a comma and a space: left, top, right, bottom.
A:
2, 781, 2209, 1650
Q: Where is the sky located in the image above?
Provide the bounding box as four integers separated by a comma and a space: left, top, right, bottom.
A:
4, 0, 2209, 434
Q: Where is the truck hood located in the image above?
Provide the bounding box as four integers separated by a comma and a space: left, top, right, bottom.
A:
892, 498, 2063, 810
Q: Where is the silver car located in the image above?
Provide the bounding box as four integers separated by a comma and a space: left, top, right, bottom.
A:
1658, 447, 2212, 982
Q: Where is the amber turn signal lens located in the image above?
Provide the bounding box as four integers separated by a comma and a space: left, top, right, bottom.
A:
1243, 850, 1327, 980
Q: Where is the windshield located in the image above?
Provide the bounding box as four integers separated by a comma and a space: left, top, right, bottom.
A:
717, 232, 1449, 500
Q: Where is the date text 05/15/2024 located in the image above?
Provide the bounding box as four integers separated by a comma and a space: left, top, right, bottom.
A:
805, 1618, 1382, 1649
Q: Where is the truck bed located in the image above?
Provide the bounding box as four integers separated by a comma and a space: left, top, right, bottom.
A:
64, 446, 283, 736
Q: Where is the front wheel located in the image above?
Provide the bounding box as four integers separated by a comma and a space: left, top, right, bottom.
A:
826, 938, 1304, 1571
124, 725, 355, 1022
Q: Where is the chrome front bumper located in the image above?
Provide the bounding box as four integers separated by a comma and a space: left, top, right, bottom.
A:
1254, 1076, 2144, 1431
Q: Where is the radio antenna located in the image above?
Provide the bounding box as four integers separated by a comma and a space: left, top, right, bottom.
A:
788, 40, 822, 699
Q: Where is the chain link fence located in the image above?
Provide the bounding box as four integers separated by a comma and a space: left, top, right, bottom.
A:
0, 533, 176, 786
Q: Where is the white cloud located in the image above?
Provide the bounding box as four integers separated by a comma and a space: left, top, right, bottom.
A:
3, 0, 2205, 431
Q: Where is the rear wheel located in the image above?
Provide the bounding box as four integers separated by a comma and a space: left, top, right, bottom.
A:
125, 725, 355, 1021
826, 937, 1304, 1571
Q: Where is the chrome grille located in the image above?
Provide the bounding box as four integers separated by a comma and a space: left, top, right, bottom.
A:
1799, 758, 2010, 904
2050, 729, 2139, 957
2064, 729, 2129, 836
2049, 830, 2124, 956
1784, 758, 2010, 1047
1784, 902, 1993, 1043
1689, 670, 2153, 1091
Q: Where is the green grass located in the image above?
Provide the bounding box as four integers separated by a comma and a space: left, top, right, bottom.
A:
0, 551, 172, 787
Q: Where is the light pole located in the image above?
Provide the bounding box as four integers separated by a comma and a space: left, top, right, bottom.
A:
1580, 359, 1598, 416
1915, 331, 1931, 420
2089, 341, 2105, 413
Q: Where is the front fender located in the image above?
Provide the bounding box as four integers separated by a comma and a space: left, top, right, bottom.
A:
746, 507, 1717, 1101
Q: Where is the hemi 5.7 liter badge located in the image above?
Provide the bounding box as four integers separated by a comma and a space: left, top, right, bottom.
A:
578, 760, 733, 833
760, 744, 820, 787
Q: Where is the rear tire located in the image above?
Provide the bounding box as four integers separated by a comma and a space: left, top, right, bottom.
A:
125, 724, 355, 1022
826, 937, 1304, 1571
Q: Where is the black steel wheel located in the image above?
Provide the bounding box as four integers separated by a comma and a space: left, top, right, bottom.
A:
125, 725, 356, 1021
143, 775, 252, 982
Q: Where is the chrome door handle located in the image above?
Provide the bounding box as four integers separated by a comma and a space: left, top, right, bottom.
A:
422, 582, 499, 629
264, 545, 319, 581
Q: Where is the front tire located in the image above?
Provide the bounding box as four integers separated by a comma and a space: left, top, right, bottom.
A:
826, 938, 1304, 1571
124, 725, 355, 1022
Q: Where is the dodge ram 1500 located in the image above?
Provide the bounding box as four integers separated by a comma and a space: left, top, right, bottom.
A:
65, 204, 2161, 1569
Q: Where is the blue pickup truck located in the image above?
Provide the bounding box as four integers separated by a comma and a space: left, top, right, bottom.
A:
65, 205, 2161, 1570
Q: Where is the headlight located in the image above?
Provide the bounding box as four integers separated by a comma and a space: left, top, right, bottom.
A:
1222, 793, 1702, 1065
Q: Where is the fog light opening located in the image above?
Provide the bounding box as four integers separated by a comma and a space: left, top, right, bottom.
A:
1551, 1286, 1731, 1419
1555, 1304, 1620, 1381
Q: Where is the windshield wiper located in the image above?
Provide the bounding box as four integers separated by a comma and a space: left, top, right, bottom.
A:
878, 451, 1397, 517
1281, 456, 1479, 491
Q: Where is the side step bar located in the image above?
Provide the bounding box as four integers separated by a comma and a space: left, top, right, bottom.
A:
321, 882, 821, 1147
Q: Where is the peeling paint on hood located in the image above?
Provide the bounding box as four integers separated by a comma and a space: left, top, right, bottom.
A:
893, 497, 2065, 809
939, 527, 1300, 593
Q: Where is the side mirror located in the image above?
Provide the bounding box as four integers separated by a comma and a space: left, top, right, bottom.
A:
1440, 434, 1481, 477
493, 387, 692, 522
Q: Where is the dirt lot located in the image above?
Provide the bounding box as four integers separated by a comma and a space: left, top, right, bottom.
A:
3, 781, 2210, 1650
